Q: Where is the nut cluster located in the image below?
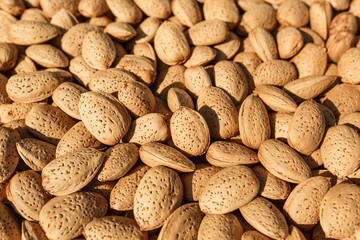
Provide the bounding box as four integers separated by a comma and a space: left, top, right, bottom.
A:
0, 0, 360, 239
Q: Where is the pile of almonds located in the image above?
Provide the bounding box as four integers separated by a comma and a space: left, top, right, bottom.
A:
1, 0, 360, 239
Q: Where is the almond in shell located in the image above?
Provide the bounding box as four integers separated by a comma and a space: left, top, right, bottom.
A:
0, 127, 21, 183
21, 220, 48, 240
0, 202, 21, 240
0, 43, 18, 71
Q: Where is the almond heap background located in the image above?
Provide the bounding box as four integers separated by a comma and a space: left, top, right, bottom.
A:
0, 0, 360, 239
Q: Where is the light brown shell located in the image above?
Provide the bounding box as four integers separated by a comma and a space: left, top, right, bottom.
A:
338, 48, 360, 84
39, 192, 108, 240
253, 60, 297, 86
197, 86, 239, 139
133, 166, 183, 231
0, 127, 20, 183
258, 139, 312, 183
69, 55, 98, 87
283, 176, 331, 231
277, 0, 309, 28
50, 9, 79, 30
188, 19, 229, 46
320, 183, 360, 239
170, 107, 210, 157
42, 148, 104, 196
288, 100, 326, 155
25, 104, 76, 145
110, 165, 150, 211
321, 124, 360, 178
124, 113, 170, 145
252, 164, 291, 200
25, 44, 68, 68
171, 0, 202, 27
79, 91, 131, 145
0, 202, 21, 240
206, 141, 259, 167
21, 220, 48, 240
7, 170, 50, 221
240, 197, 289, 240
249, 27, 278, 62
16, 138, 56, 171
83, 216, 147, 240
106, 0, 142, 24
198, 213, 243, 240
6, 71, 60, 103
134, 0, 171, 19
276, 26, 304, 59
239, 95, 271, 149
199, 165, 260, 214
96, 143, 139, 182
181, 163, 221, 201
241, 3, 277, 33
158, 203, 203, 240
0, 43, 18, 72
139, 141, 195, 172
39, 0, 80, 17
154, 21, 190, 65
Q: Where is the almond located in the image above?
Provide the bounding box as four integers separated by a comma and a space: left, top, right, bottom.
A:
213, 60, 248, 105
56, 121, 104, 157
39, 191, 108, 240
338, 48, 360, 84
276, 26, 304, 59
83, 216, 147, 240
12, 55, 37, 74
171, 0, 202, 27
197, 86, 239, 139
322, 84, 360, 117
154, 21, 190, 65
188, 19, 229, 46
134, 166, 183, 231
89, 68, 137, 95
320, 183, 360, 239
78, 0, 108, 18
124, 113, 170, 145
25, 104, 76, 144
69, 55, 98, 87
277, 0, 309, 27
21, 220, 47, 240
82, 30, 115, 70
309, 1, 333, 40
184, 65, 212, 98
104, 22, 137, 42
290, 43, 327, 78
7, 170, 50, 221
240, 197, 289, 240
206, 141, 259, 167
25, 44, 69, 68
42, 148, 104, 196
61, 23, 100, 57
0, 10, 17, 43
203, 0, 240, 29
283, 176, 331, 230
16, 138, 56, 171
0, 0, 25, 16
79, 91, 131, 145
253, 60, 297, 86
326, 31, 355, 63
39, 0, 80, 17
158, 203, 203, 240
321, 124, 360, 178
288, 100, 326, 155
116, 54, 157, 86
183, 46, 217, 68
110, 164, 150, 211
239, 94, 271, 149
9, 20, 60, 45
213, 32, 241, 61
106, 0, 142, 24
170, 107, 210, 156
254, 85, 297, 112
117, 79, 156, 118
198, 213, 243, 240
241, 3, 277, 33
0, 43, 18, 71
181, 163, 220, 200
0, 202, 21, 240
0, 127, 20, 183
139, 141, 195, 172
252, 164, 291, 200
167, 87, 194, 112
283, 75, 337, 102
6, 71, 60, 103
329, 12, 357, 35
50, 9, 78, 30
199, 165, 259, 214
0, 102, 45, 124
258, 139, 312, 183
96, 143, 138, 182
338, 112, 360, 130
249, 27, 278, 62
152, 64, 186, 99
134, 0, 171, 19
